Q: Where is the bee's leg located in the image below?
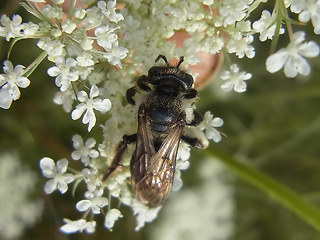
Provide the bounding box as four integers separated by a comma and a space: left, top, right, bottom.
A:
183, 89, 198, 100
126, 87, 137, 105
181, 133, 208, 149
102, 134, 137, 181
137, 75, 151, 92
187, 110, 203, 126
126, 75, 151, 105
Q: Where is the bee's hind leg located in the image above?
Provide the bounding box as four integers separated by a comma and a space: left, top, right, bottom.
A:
102, 134, 137, 181
181, 134, 208, 149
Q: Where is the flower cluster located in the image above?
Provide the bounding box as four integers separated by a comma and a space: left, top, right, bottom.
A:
150, 159, 234, 240
1, 0, 319, 235
0, 153, 42, 239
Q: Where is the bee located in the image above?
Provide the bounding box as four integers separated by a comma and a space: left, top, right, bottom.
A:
104, 55, 208, 207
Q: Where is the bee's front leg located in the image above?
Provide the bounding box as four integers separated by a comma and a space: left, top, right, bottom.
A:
103, 134, 137, 181
126, 75, 151, 105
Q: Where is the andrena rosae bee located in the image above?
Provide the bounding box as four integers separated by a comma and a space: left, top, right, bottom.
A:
104, 55, 208, 207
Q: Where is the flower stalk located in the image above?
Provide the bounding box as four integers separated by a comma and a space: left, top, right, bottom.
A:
206, 147, 320, 233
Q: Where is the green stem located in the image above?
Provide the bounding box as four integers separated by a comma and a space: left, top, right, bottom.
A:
23, 51, 48, 78
204, 148, 320, 233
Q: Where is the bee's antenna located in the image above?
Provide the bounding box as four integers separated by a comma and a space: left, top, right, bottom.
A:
155, 55, 169, 66
176, 56, 184, 69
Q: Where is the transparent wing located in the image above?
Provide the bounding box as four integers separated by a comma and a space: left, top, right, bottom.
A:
131, 105, 185, 206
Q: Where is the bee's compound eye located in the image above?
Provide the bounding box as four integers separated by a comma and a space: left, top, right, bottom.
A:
148, 66, 161, 79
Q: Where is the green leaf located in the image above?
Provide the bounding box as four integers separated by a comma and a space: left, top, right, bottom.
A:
204, 148, 320, 233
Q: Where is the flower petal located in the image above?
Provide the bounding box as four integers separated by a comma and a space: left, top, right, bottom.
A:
284, 57, 298, 78
0, 88, 12, 109
76, 200, 92, 212
56, 158, 68, 173
89, 85, 99, 99
40, 157, 55, 171
71, 104, 86, 120
44, 179, 57, 194
72, 134, 84, 149
105, 209, 123, 229
93, 98, 112, 112
298, 41, 320, 58
266, 49, 288, 73
57, 181, 68, 194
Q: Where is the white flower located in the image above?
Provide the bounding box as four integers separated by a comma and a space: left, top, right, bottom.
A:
202, 0, 214, 5
219, 0, 253, 26
98, 0, 124, 23
266, 31, 320, 78
74, 8, 86, 19
61, 19, 77, 34
176, 142, 191, 162
95, 26, 118, 50
150, 160, 234, 240
172, 143, 192, 191
71, 134, 99, 166
76, 53, 95, 67
42, 4, 64, 19
75, 53, 94, 80
37, 38, 65, 62
0, 153, 42, 239
227, 34, 255, 58
82, 168, 102, 193
131, 200, 162, 231
297, 0, 320, 34
0, 60, 30, 109
40, 157, 75, 194
76, 191, 108, 214
53, 88, 76, 112
200, 111, 224, 143
53, 0, 65, 4
103, 46, 129, 68
71, 85, 112, 131
220, 64, 252, 93
60, 219, 96, 234
104, 209, 123, 229
285, 0, 308, 13
253, 10, 285, 41
21, 22, 39, 36
47, 58, 79, 91
0, 14, 24, 41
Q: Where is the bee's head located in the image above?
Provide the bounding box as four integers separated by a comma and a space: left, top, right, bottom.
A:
148, 55, 194, 93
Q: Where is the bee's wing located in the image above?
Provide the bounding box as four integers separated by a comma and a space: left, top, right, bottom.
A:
132, 109, 185, 206
130, 105, 156, 184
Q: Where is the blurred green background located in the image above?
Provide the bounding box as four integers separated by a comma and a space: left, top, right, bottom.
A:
1, 1, 320, 240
